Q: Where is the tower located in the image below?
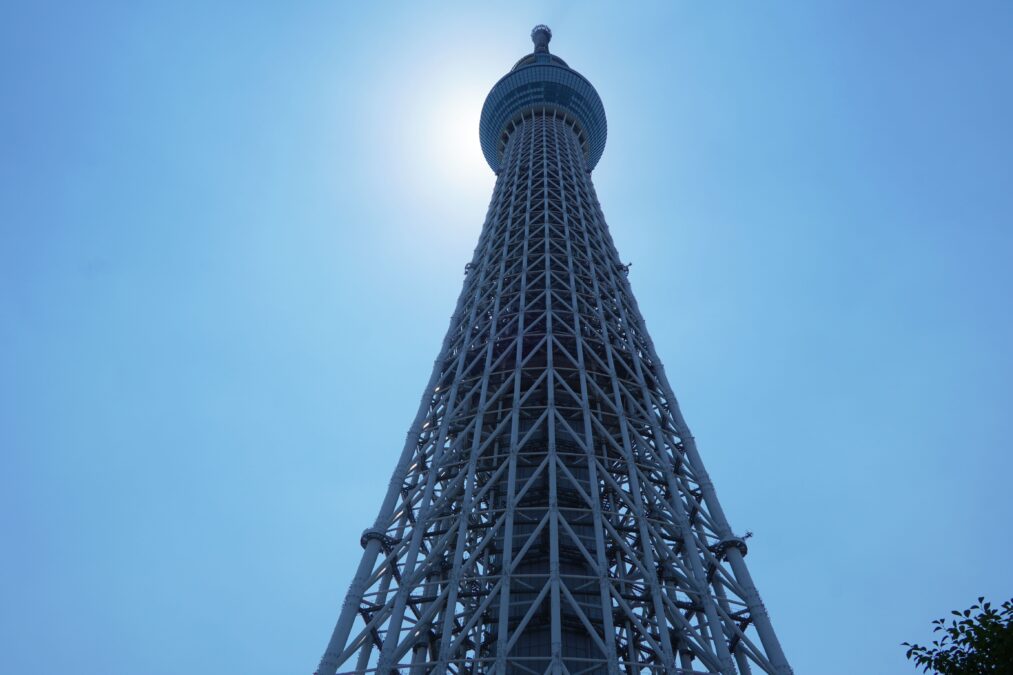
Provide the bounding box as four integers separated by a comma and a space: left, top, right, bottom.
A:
316, 26, 792, 675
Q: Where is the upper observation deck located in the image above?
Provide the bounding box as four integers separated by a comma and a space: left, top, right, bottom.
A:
479, 25, 607, 173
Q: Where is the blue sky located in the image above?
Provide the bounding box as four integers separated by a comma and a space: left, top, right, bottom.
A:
2, 2, 1011, 673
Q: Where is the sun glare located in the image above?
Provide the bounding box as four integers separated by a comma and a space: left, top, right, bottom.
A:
422, 86, 492, 189
377, 48, 505, 247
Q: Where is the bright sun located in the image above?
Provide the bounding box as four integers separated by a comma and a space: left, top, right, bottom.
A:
424, 88, 492, 188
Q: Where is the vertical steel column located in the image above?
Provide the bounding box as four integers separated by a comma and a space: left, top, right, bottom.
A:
614, 262, 794, 675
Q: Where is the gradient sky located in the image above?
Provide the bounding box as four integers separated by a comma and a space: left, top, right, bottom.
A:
2, 2, 1012, 674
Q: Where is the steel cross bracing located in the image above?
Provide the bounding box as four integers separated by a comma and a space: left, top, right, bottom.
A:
316, 110, 792, 675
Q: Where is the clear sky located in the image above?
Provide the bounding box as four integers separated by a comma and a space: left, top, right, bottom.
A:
2, 2, 1011, 674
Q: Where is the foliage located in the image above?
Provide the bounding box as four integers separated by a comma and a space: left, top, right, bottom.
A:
903, 597, 1013, 674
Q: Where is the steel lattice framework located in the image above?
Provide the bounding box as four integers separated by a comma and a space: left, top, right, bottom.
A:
316, 26, 792, 675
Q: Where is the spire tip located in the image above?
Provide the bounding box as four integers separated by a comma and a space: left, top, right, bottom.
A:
531, 25, 551, 53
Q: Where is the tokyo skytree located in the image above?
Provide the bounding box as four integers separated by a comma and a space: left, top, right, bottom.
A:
316, 25, 792, 675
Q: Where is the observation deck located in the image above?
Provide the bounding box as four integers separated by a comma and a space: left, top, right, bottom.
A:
479, 25, 607, 173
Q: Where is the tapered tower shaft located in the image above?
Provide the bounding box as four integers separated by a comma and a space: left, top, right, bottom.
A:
316, 26, 791, 675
